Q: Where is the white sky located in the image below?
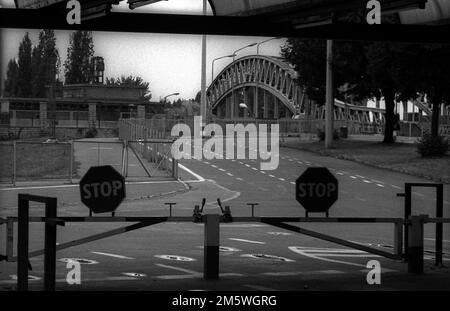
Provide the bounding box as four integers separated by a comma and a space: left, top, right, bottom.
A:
0, 0, 286, 101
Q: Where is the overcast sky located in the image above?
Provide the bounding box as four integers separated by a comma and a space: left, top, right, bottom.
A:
0, 0, 286, 101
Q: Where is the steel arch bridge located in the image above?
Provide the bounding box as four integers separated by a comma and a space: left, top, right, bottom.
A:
207, 55, 385, 125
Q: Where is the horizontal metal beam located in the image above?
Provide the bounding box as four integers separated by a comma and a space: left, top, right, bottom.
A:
18, 194, 56, 204
7, 219, 166, 262
1, 9, 450, 43
266, 221, 401, 260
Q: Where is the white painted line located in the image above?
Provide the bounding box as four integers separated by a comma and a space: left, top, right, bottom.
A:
236, 177, 244, 181
356, 175, 365, 178
279, 178, 286, 181
178, 163, 205, 182
218, 168, 226, 172
226, 172, 234, 177
350, 176, 357, 179
371, 179, 384, 184
252, 167, 258, 171
211, 164, 218, 168
263, 270, 345, 276
229, 238, 266, 245
376, 184, 385, 187
297, 162, 303, 164
336, 172, 344, 175
363, 180, 372, 183
269, 174, 275, 178
260, 171, 266, 174
290, 182, 295, 185
245, 164, 251, 167
244, 284, 278, 291
203, 161, 210, 165
91, 252, 134, 260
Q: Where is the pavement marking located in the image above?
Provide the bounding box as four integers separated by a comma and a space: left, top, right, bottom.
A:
244, 284, 278, 291
245, 164, 251, 167
236, 177, 244, 181
229, 238, 266, 245
268, 174, 276, 178
363, 180, 372, 184
260, 171, 267, 174
297, 161, 303, 164
58, 258, 99, 265
252, 167, 258, 171
241, 254, 295, 262
218, 168, 226, 172
370, 179, 384, 184
356, 175, 365, 178
288, 247, 398, 271
278, 178, 286, 181
267, 231, 293, 236
155, 264, 244, 280
350, 176, 357, 179
178, 163, 205, 182
376, 184, 385, 187
122, 272, 147, 277
262, 270, 345, 276
211, 164, 218, 168
226, 172, 234, 176
290, 182, 295, 185
336, 172, 345, 175
91, 252, 134, 260
154, 255, 196, 261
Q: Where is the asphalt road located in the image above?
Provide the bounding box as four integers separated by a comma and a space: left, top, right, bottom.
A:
0, 137, 449, 291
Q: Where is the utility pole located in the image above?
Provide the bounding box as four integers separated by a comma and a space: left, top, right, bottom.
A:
200, 0, 207, 132
325, 40, 334, 149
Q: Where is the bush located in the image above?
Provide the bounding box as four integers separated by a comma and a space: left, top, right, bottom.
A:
317, 129, 340, 141
84, 127, 98, 138
416, 134, 449, 157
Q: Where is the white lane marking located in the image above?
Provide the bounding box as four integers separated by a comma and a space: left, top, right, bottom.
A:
363, 180, 372, 183
229, 238, 266, 245
226, 172, 234, 177
376, 184, 384, 187
236, 177, 244, 181
297, 162, 303, 164
178, 163, 205, 182
356, 175, 365, 178
425, 238, 450, 243
336, 172, 345, 175
218, 168, 226, 172
211, 164, 218, 168
262, 270, 345, 276
244, 284, 278, 291
288, 246, 397, 271
91, 252, 134, 259
203, 161, 210, 165
239, 161, 244, 164
350, 176, 357, 179
245, 164, 251, 167
268, 174, 275, 178
278, 178, 286, 181
371, 179, 384, 184
290, 182, 295, 185
260, 171, 266, 174
252, 167, 258, 171
155, 264, 244, 280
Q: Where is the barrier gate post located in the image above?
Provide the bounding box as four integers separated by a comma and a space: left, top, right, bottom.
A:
204, 214, 220, 280
408, 215, 427, 274
17, 195, 29, 291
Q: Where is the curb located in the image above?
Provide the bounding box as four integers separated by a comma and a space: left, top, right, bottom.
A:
282, 142, 450, 184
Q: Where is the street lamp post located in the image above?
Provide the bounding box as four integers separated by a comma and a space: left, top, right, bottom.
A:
211, 54, 236, 85
163, 92, 180, 103
231, 43, 257, 119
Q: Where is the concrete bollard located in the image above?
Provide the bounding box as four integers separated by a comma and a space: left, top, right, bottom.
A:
408, 215, 427, 274
204, 214, 220, 280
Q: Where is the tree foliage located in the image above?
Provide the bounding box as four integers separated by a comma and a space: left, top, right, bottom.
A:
105, 75, 152, 100
4, 59, 19, 97
64, 31, 94, 84
16, 33, 33, 97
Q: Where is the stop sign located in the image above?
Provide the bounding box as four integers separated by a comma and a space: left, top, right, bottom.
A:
296, 167, 338, 213
79, 165, 126, 214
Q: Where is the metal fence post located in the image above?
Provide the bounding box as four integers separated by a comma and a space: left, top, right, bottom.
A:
204, 214, 220, 280
13, 141, 17, 186
394, 220, 403, 259
44, 197, 58, 291
436, 184, 443, 266
17, 195, 29, 291
69, 141, 74, 183
408, 215, 426, 274
404, 183, 412, 260
6, 218, 14, 261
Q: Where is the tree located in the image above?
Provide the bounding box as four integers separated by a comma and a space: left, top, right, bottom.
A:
105, 75, 152, 100
31, 30, 60, 97
64, 30, 94, 84
4, 59, 19, 97
16, 33, 33, 97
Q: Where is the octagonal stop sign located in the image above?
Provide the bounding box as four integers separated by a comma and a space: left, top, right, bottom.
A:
296, 167, 338, 213
80, 165, 126, 214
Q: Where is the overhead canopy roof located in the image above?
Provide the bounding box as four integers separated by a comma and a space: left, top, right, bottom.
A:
399, 0, 450, 24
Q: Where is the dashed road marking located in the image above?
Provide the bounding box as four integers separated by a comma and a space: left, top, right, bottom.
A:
226, 172, 234, 176
363, 180, 372, 184
244, 284, 278, 291
376, 184, 384, 187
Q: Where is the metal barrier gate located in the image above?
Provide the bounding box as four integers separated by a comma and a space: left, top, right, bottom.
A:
1, 188, 448, 291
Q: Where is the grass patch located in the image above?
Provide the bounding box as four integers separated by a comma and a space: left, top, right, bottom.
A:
0, 141, 80, 182
282, 139, 450, 184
